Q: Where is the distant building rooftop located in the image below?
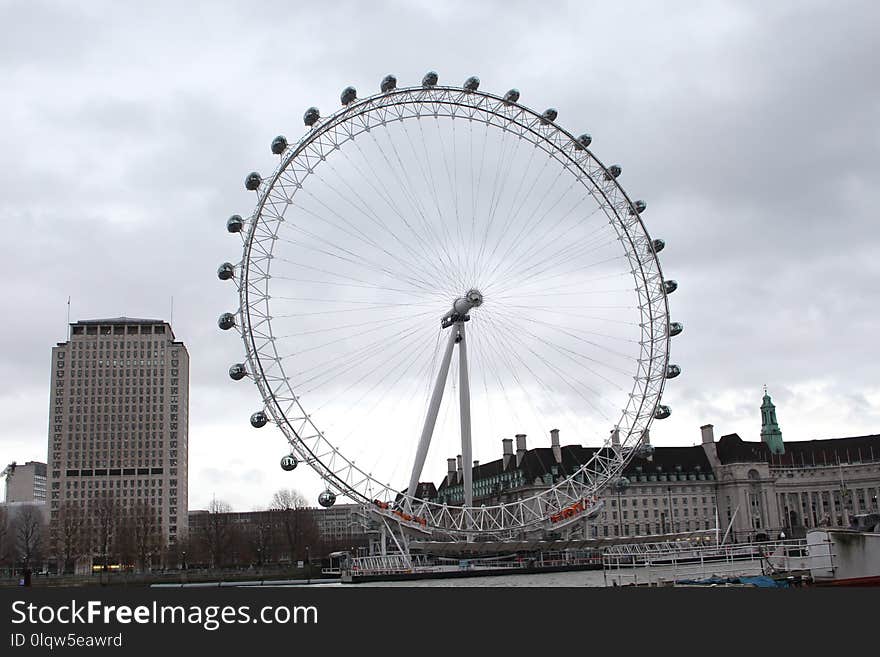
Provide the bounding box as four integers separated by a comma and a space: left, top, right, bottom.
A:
72, 317, 166, 325
717, 432, 880, 466
66, 317, 177, 341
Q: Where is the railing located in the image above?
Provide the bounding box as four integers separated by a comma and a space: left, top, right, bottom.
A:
344, 554, 433, 575
601, 539, 824, 586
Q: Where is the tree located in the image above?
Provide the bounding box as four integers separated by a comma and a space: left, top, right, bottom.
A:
200, 498, 235, 569
13, 505, 45, 570
92, 493, 121, 570
270, 489, 319, 563
54, 502, 85, 574
247, 510, 275, 566
130, 502, 161, 572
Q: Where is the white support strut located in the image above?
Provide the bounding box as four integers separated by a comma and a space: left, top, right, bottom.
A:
458, 322, 474, 515
406, 326, 458, 507
406, 290, 482, 514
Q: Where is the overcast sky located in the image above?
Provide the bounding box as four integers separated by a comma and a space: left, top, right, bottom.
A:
1, 0, 878, 510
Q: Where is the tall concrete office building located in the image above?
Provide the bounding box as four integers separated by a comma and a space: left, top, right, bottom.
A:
47, 318, 189, 560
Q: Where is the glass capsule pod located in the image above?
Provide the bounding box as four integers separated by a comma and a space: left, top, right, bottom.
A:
303, 107, 320, 127
245, 172, 261, 191
575, 133, 592, 150
318, 490, 337, 507
541, 108, 558, 123
226, 214, 243, 233
340, 86, 357, 105
228, 363, 247, 380
629, 199, 646, 215
250, 411, 268, 428
271, 135, 288, 155
217, 313, 236, 330
380, 74, 397, 92
604, 165, 622, 180
654, 405, 671, 420
217, 262, 235, 281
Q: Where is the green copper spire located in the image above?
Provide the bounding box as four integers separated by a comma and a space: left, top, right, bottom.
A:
760, 385, 785, 455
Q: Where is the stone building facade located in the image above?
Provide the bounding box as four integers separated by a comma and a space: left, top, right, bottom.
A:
426, 391, 880, 543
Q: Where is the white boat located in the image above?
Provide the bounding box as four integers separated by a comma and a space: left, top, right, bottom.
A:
807, 514, 880, 586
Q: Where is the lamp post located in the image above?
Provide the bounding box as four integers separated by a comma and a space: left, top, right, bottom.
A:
182, 551, 187, 571
614, 477, 629, 538
306, 545, 311, 585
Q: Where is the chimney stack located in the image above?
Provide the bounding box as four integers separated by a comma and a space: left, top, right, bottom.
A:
447, 458, 457, 485
550, 428, 562, 464
610, 427, 620, 447
515, 434, 527, 467
456, 454, 463, 482
473, 460, 479, 470
502, 438, 514, 469
700, 424, 715, 445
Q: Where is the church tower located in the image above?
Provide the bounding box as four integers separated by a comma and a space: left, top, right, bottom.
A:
760, 386, 785, 455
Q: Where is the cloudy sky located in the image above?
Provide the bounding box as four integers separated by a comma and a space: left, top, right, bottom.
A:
1, 0, 878, 510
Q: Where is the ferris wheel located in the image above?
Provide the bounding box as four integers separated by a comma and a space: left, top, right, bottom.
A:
218, 72, 682, 540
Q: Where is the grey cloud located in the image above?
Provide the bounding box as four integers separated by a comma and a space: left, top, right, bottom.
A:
2, 0, 878, 509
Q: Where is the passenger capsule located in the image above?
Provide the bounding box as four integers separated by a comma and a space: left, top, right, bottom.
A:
541, 108, 558, 124
666, 364, 681, 379
503, 88, 520, 104
227, 214, 244, 233
280, 454, 298, 471
245, 172, 261, 191
575, 133, 592, 150
614, 476, 630, 490
654, 405, 671, 420
218, 313, 236, 330
217, 262, 235, 281
422, 70, 438, 87
664, 279, 678, 295
652, 238, 666, 253
604, 165, 622, 181
250, 411, 268, 428
318, 490, 337, 507
629, 200, 647, 215
303, 107, 320, 127
271, 135, 288, 155
669, 322, 684, 336
340, 86, 357, 105
464, 76, 480, 91
228, 363, 247, 381
380, 74, 397, 92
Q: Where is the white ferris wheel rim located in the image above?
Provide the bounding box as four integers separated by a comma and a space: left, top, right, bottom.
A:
232, 81, 672, 537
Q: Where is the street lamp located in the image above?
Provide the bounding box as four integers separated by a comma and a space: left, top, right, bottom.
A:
614, 477, 629, 538
182, 551, 187, 571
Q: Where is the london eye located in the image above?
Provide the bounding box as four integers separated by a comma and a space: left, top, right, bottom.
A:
218, 72, 682, 540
